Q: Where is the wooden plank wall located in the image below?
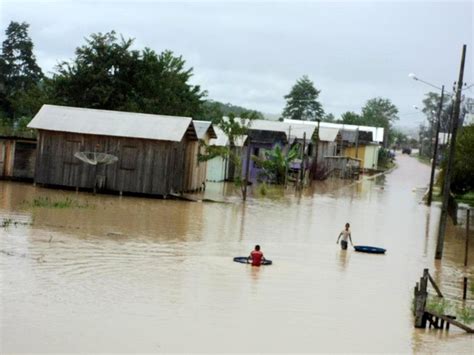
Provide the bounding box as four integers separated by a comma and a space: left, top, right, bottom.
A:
183, 133, 210, 191
13, 141, 36, 179
35, 130, 190, 196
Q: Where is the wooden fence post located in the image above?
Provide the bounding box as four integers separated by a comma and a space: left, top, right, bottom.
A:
414, 269, 429, 328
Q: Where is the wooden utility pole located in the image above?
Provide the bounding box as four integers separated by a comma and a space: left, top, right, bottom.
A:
465, 209, 470, 267
427, 85, 444, 206
355, 127, 359, 159
243, 138, 251, 201
300, 132, 306, 187
436, 44, 467, 260
284, 126, 291, 187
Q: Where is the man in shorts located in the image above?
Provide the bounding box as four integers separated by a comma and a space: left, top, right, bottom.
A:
337, 223, 353, 250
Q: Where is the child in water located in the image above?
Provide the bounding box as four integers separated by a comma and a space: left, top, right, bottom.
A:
247, 245, 265, 266
337, 223, 353, 250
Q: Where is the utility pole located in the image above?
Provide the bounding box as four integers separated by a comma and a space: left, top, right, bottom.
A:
427, 85, 444, 206
435, 44, 467, 260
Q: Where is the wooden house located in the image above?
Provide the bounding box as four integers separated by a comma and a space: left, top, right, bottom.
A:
184, 120, 216, 191
243, 129, 288, 182
27, 105, 199, 196
340, 130, 380, 170
0, 135, 37, 180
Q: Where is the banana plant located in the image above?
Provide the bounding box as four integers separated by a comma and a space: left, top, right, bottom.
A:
253, 144, 300, 184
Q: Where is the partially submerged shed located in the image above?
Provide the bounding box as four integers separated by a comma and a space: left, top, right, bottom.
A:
28, 105, 199, 196
0, 134, 37, 180
185, 120, 216, 190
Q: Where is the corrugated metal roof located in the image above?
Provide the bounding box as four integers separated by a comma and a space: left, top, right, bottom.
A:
28, 105, 196, 142
209, 126, 229, 147
222, 117, 316, 141
284, 119, 385, 143
318, 127, 339, 142
193, 120, 217, 140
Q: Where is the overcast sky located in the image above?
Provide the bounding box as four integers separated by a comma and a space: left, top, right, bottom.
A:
1, 0, 473, 127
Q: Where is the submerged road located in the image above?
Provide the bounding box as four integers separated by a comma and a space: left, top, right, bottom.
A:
1, 153, 472, 353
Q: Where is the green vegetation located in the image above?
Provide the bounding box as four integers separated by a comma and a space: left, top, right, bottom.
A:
416, 153, 431, 166
0, 21, 44, 121
338, 98, 399, 144
282, 75, 324, 121
377, 148, 394, 170
253, 144, 300, 184
456, 305, 474, 325
0, 21, 263, 130
426, 297, 452, 315
25, 197, 91, 209
455, 191, 474, 206
198, 100, 263, 123
451, 125, 474, 194
425, 296, 474, 325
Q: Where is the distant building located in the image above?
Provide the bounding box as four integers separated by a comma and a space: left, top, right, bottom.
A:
206, 126, 229, 182
28, 105, 200, 196
0, 134, 36, 180
186, 120, 216, 190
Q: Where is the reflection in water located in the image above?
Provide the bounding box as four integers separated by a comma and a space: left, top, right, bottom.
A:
1, 154, 473, 353
338, 249, 350, 271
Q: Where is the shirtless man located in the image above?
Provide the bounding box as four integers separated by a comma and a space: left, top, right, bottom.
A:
337, 223, 353, 250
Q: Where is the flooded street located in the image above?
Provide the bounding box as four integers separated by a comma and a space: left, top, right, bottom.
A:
1, 153, 473, 353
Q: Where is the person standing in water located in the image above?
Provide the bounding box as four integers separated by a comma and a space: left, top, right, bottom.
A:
337, 223, 353, 250
248, 245, 265, 266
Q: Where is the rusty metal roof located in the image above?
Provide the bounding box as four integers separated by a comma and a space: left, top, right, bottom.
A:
28, 105, 197, 142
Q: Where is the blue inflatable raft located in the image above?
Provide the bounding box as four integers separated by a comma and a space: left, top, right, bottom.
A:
354, 245, 386, 254
233, 256, 273, 265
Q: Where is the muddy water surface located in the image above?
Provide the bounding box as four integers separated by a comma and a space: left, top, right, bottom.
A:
1, 154, 473, 353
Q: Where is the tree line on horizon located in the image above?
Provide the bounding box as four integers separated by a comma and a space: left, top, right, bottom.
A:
0, 20, 432, 147
0, 21, 263, 129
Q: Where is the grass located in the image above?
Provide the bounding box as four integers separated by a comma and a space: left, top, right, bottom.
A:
416, 153, 431, 166
25, 197, 91, 209
456, 305, 474, 325
455, 191, 474, 207
424, 296, 474, 325
426, 297, 453, 315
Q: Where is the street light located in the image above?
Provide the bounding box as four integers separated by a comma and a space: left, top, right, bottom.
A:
409, 73, 444, 91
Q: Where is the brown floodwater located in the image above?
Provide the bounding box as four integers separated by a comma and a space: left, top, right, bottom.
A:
1, 154, 473, 353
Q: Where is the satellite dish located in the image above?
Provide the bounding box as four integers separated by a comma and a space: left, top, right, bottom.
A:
74, 151, 118, 166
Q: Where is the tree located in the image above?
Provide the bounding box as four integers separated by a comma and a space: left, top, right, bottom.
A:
422, 92, 451, 133
50, 31, 205, 117
282, 75, 324, 121
360, 97, 399, 145
451, 124, 474, 193
197, 100, 264, 123
0, 21, 43, 119
253, 144, 299, 184
340, 111, 362, 125
322, 112, 335, 122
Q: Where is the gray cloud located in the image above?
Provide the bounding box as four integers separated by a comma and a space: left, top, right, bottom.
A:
1, 0, 472, 127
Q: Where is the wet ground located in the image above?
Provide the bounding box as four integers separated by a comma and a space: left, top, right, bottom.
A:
1, 153, 473, 353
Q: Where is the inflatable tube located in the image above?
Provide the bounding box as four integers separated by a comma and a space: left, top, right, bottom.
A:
233, 256, 273, 265
354, 245, 386, 254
